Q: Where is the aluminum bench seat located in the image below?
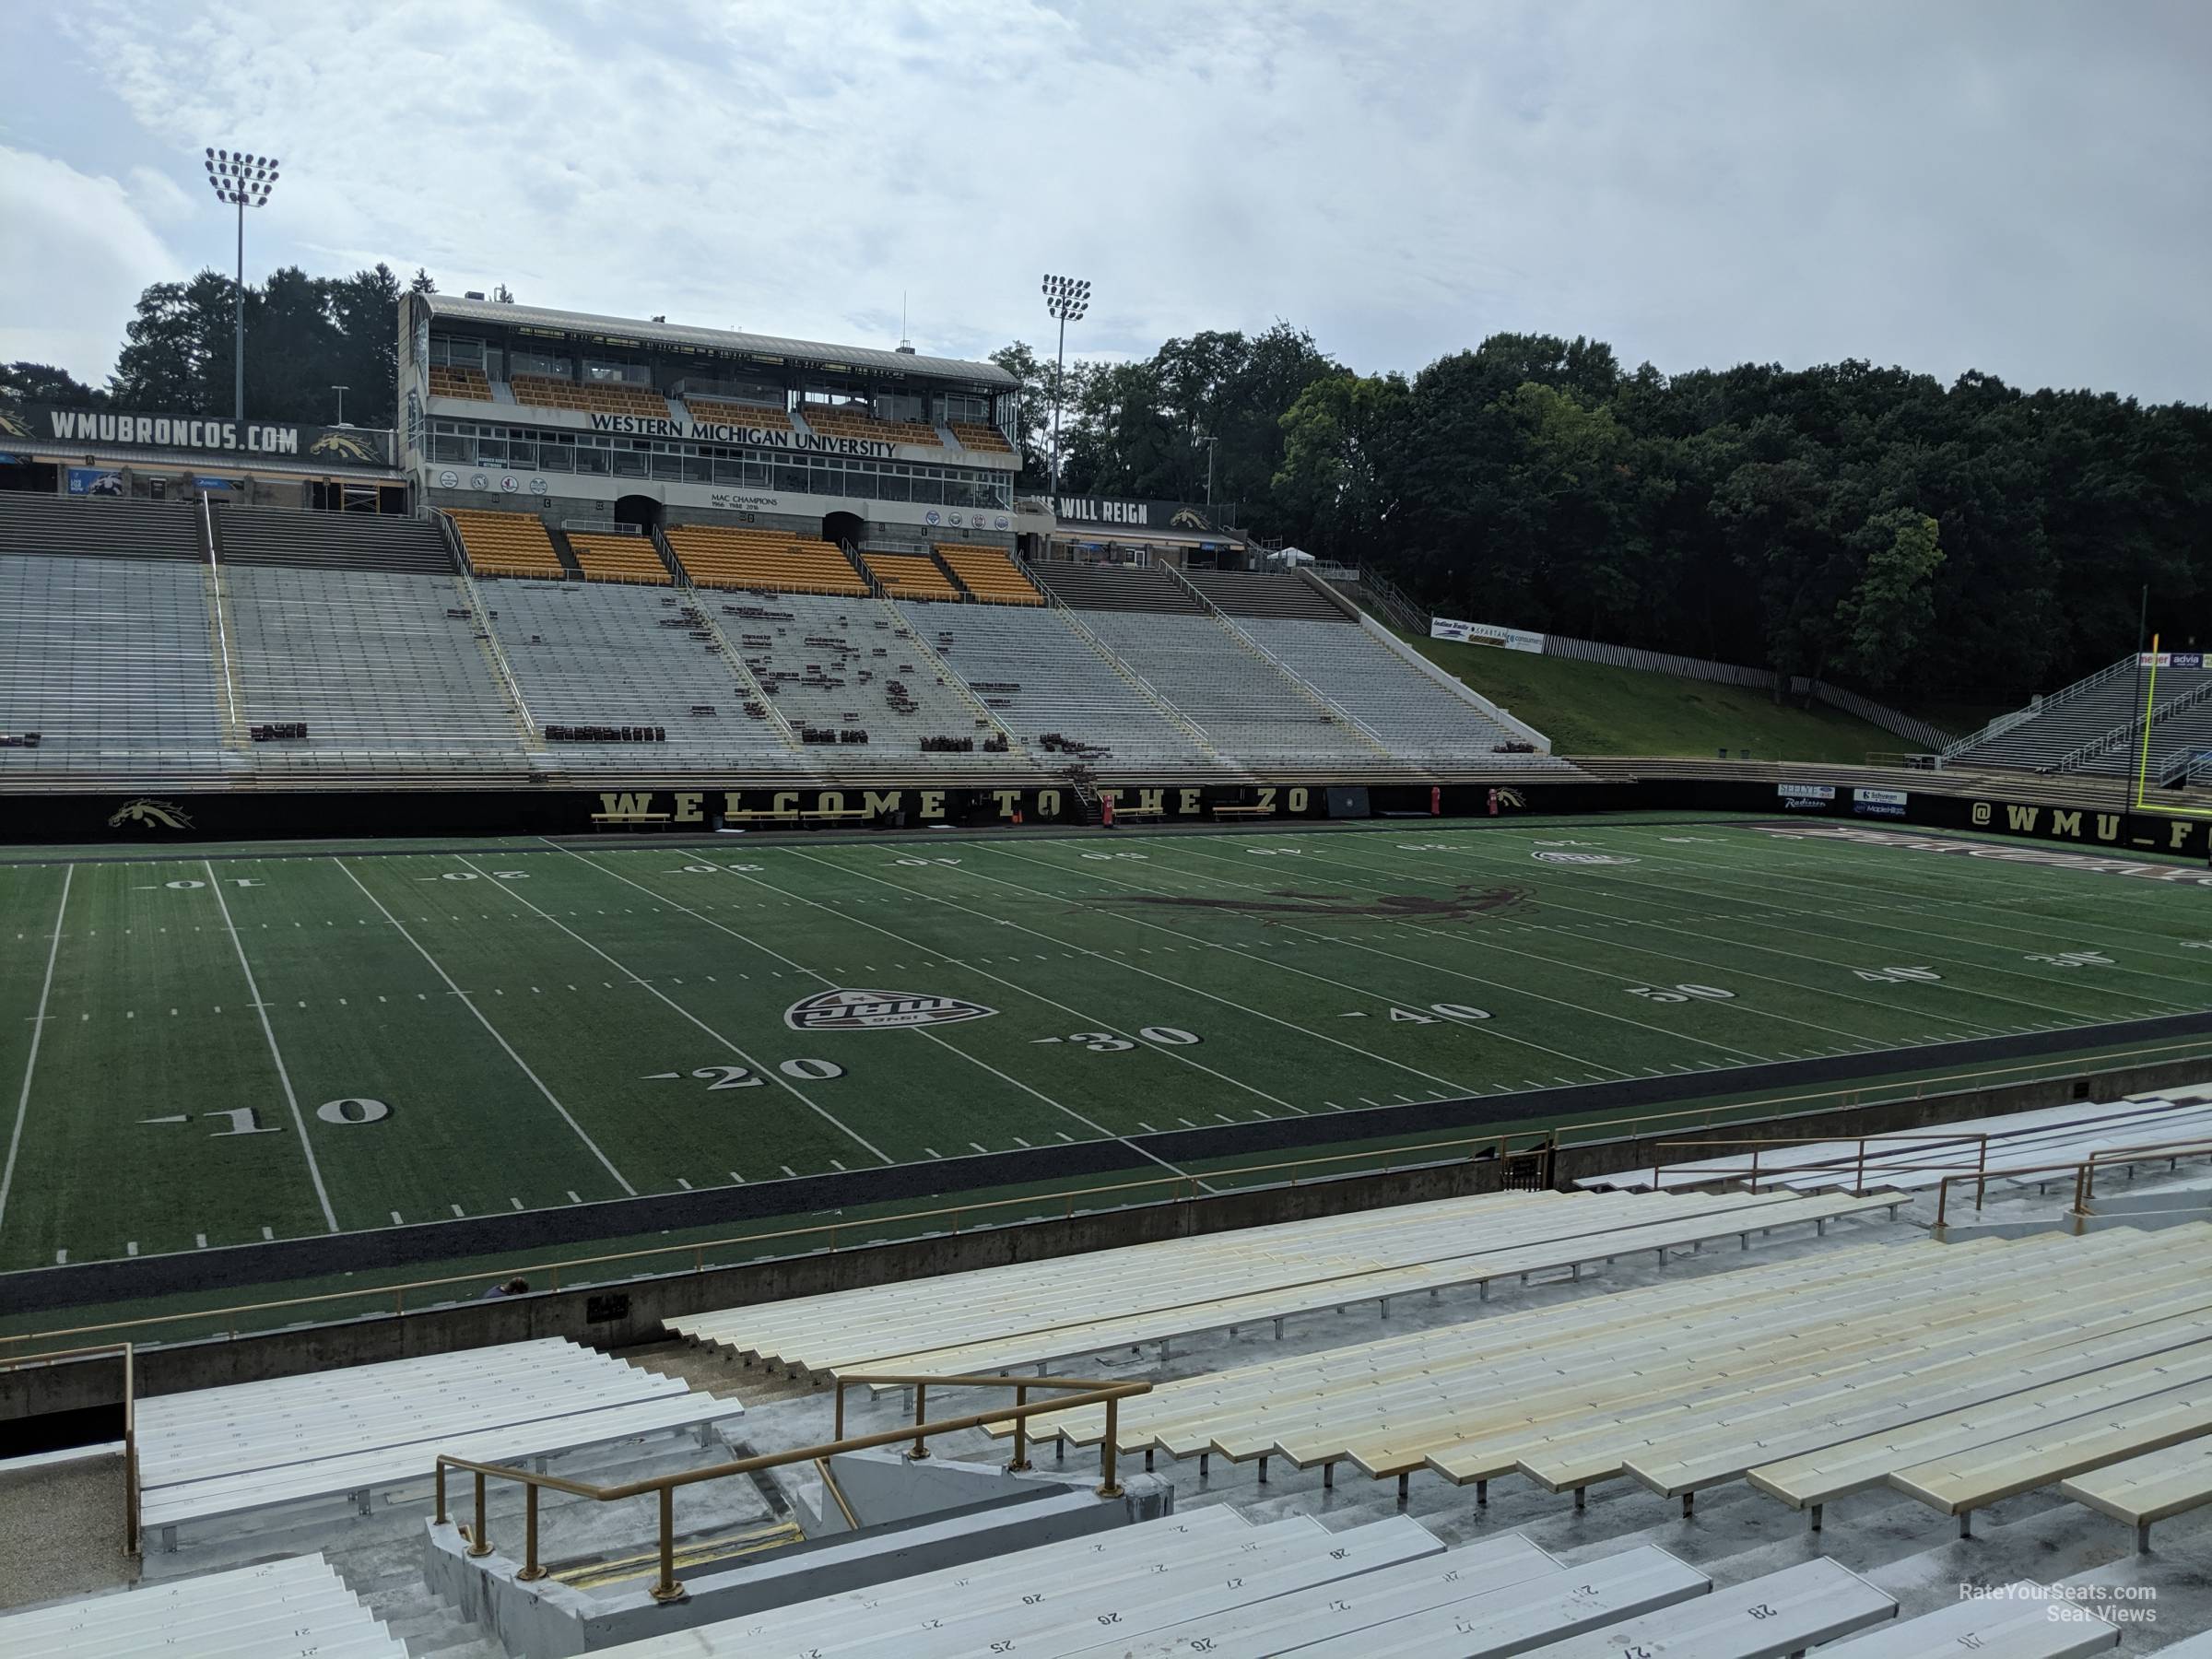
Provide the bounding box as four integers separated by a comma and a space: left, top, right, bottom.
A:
1817, 1582, 2118, 1657
0, 1552, 404, 1658
1055, 1533, 1562, 1658
1530, 1557, 1892, 1657
2060, 1430, 2212, 1550
1295, 1542, 1710, 1656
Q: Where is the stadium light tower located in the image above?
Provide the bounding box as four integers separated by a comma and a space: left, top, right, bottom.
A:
1041, 273, 1089, 500
205, 147, 281, 422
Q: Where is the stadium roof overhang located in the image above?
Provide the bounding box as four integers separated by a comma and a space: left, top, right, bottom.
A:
420, 294, 1018, 391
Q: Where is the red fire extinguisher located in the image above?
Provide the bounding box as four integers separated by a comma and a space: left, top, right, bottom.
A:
1430, 784, 1442, 817
1487, 787, 1500, 817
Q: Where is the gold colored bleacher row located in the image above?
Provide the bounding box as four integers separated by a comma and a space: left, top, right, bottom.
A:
566, 532, 669, 586
427, 364, 490, 401
665, 524, 868, 596
507, 375, 671, 419
935, 543, 1041, 605
863, 550, 960, 602
684, 397, 794, 431
802, 403, 942, 447
947, 420, 1014, 453
443, 510, 563, 580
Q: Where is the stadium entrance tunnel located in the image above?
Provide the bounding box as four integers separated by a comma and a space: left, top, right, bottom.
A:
613, 493, 663, 532
822, 509, 865, 549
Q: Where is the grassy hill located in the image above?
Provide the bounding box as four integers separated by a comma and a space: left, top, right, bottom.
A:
1402, 632, 1907, 760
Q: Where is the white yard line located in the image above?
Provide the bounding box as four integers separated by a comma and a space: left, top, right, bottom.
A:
986, 841, 1731, 1070
203, 859, 338, 1233
1199, 837, 1953, 1047
462, 853, 892, 1165
0, 866, 72, 1234
545, 841, 1205, 1181
784, 847, 1481, 1097
1331, 834, 2179, 1028
334, 858, 635, 1197
1600, 825, 2212, 998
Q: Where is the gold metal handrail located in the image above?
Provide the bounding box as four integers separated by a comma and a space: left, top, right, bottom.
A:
431, 1372, 1148, 1603
0, 1341, 137, 1556
9, 1031, 2211, 1357
1926, 1137, 2212, 1228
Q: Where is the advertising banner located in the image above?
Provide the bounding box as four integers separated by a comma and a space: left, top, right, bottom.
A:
1853, 786, 1908, 818
1431, 617, 1546, 653
65, 466, 124, 496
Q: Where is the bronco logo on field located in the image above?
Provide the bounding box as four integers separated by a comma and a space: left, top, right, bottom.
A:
108, 798, 194, 831
784, 988, 997, 1032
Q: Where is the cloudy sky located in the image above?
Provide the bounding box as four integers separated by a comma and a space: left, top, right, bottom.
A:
5, 0, 2208, 402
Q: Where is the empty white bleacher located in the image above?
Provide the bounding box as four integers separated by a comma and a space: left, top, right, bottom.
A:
1033, 1224, 2212, 1517
895, 597, 1230, 779
1947, 653, 2212, 778
1818, 1582, 2118, 1656
675, 1186, 1898, 1386
0, 1552, 406, 1657
137, 1337, 738, 1549
1242, 616, 1573, 772
223, 564, 525, 770
594, 1506, 1441, 1656
2061, 1431, 2212, 1553
1583, 1090, 2212, 1195
0, 552, 227, 780
1078, 609, 1383, 771
717, 589, 1035, 776
481, 578, 810, 772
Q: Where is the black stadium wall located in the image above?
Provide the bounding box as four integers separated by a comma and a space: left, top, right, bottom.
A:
5, 775, 2207, 865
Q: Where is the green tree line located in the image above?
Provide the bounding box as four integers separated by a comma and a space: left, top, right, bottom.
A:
12, 269, 2205, 700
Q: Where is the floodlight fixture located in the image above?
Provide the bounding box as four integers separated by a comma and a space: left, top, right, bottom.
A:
1041, 273, 1092, 497
206, 145, 283, 418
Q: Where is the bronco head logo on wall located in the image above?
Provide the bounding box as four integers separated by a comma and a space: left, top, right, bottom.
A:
108, 798, 194, 831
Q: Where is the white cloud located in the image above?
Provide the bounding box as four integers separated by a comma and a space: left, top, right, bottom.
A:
0, 146, 177, 383
30, 0, 2212, 402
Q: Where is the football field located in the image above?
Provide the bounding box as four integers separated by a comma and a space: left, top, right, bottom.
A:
3, 814, 2210, 1279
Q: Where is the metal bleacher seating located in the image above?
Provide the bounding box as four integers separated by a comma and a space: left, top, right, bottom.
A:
1078, 609, 1382, 771
445, 508, 567, 580
665, 524, 869, 595
934, 542, 1042, 604
224, 564, 524, 767
801, 402, 941, 447
1182, 568, 1349, 621
427, 363, 491, 401
0, 552, 227, 781
1582, 1089, 2212, 1196
1036, 560, 1204, 615
566, 529, 671, 585
484, 579, 811, 771
506, 375, 673, 419
1242, 615, 1572, 772
1947, 653, 2212, 778
0, 1553, 408, 1658
0, 490, 204, 563
1025, 1219, 2212, 1540
896, 598, 1230, 779
135, 1337, 738, 1550
947, 419, 1015, 453
218, 504, 455, 574
724, 590, 1032, 773
681, 395, 794, 429
863, 548, 960, 601
675, 1187, 1899, 1384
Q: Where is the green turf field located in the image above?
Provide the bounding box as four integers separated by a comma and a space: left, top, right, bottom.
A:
3, 814, 2209, 1279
